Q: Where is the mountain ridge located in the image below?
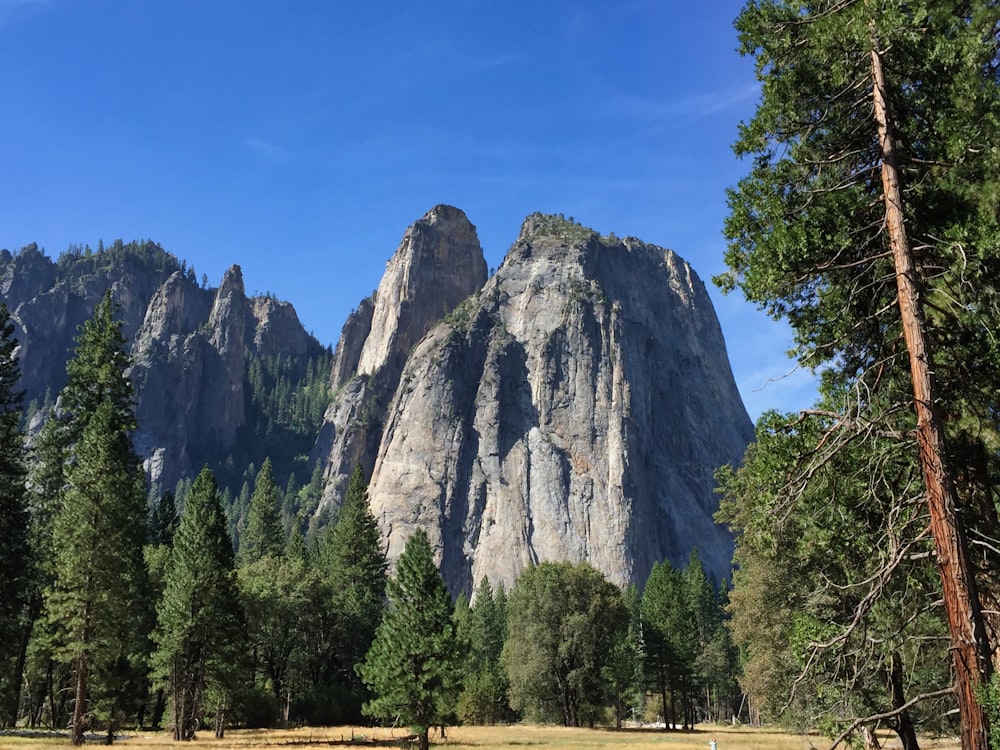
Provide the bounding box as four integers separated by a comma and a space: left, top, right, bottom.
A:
3, 207, 752, 593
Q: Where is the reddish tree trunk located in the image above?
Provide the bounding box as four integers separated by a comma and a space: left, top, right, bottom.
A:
871, 45, 992, 750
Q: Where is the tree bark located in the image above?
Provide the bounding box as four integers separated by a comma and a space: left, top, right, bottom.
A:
71, 651, 88, 746
871, 44, 992, 749
888, 652, 919, 750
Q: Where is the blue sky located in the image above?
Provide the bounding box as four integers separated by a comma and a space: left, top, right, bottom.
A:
0, 0, 817, 419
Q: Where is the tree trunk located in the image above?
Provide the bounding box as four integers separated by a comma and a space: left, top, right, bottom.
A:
71, 652, 88, 746
871, 44, 992, 750
888, 652, 920, 750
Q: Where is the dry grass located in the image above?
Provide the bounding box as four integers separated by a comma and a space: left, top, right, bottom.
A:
0, 725, 962, 750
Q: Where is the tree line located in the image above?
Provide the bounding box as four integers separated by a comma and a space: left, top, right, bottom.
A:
0, 293, 740, 746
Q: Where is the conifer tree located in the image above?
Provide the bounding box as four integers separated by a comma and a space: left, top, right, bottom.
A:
153, 467, 246, 740
641, 560, 689, 730
240, 458, 284, 565
357, 529, 462, 750
0, 303, 28, 728
43, 293, 149, 744
318, 463, 387, 705
719, 1, 1000, 743
455, 578, 510, 725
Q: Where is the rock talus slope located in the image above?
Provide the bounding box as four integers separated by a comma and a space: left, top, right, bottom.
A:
320, 212, 753, 593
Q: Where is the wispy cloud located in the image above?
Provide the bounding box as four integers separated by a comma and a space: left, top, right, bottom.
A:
241, 136, 287, 164
608, 83, 760, 121
0, 0, 52, 28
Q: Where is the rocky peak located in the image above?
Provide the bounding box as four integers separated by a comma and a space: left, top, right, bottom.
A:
250, 295, 313, 358
361, 213, 753, 593
209, 265, 247, 353
313, 206, 489, 519
356, 204, 487, 378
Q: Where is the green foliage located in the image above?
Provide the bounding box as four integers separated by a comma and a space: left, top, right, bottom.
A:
0, 303, 29, 728
238, 554, 325, 718
316, 464, 387, 714
641, 559, 694, 729
503, 561, 628, 727
239, 458, 285, 564
717, 406, 952, 739
718, 0, 1000, 742
152, 467, 247, 740
41, 293, 150, 743
455, 578, 512, 725
358, 529, 463, 750
148, 490, 179, 548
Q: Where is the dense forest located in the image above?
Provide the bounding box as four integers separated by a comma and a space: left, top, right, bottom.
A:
0, 294, 739, 748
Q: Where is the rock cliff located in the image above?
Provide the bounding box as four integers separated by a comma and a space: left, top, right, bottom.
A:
0, 241, 327, 492
312, 205, 488, 516
316, 212, 753, 593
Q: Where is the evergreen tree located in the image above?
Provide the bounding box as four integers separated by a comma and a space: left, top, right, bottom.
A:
603, 584, 642, 730
0, 302, 28, 728
152, 467, 246, 740
455, 578, 512, 725
640, 560, 687, 730
22, 409, 69, 729
719, 1, 1000, 743
318, 463, 387, 713
718, 404, 950, 747
149, 491, 179, 548
239, 458, 284, 565
357, 529, 462, 750
45, 400, 148, 743
43, 293, 149, 744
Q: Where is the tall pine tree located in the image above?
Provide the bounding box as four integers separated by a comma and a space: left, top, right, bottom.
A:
152, 467, 246, 740
357, 528, 461, 750
43, 292, 149, 744
720, 2, 1000, 743
239, 458, 284, 565
318, 463, 387, 712
0, 302, 28, 728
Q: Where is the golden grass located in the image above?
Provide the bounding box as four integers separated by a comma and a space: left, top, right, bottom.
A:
0, 724, 962, 750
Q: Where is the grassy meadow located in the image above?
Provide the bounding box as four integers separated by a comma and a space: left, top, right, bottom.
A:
0, 725, 963, 750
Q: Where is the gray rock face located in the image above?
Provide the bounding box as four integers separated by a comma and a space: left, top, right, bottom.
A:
0, 243, 325, 493
352, 214, 753, 593
313, 205, 488, 517
129, 266, 255, 488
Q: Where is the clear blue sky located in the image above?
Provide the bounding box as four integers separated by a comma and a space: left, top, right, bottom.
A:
0, 0, 817, 419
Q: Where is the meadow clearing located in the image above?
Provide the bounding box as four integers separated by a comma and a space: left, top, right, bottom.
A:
0, 725, 963, 750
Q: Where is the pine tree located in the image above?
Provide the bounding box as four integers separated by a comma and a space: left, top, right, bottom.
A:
22, 409, 68, 729
0, 302, 28, 728
719, 2, 1000, 743
152, 467, 246, 740
45, 401, 148, 743
43, 293, 149, 744
455, 578, 511, 725
240, 458, 284, 565
318, 463, 387, 708
640, 560, 686, 730
357, 529, 462, 750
